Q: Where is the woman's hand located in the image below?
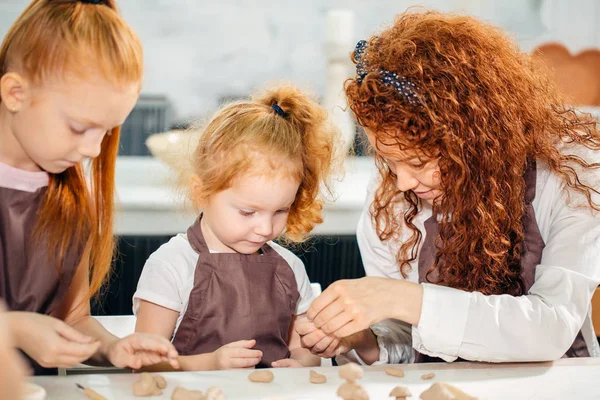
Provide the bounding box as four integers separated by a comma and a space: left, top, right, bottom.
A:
10, 311, 100, 368
106, 333, 179, 370
307, 277, 422, 338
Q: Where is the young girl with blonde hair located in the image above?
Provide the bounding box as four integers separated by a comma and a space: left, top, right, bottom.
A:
134, 84, 340, 370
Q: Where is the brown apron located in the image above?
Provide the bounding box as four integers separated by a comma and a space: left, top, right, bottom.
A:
415, 160, 589, 362
171, 216, 300, 368
0, 186, 82, 374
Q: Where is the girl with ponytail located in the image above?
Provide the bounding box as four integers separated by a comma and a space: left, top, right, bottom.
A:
134, 83, 340, 370
0, 0, 179, 374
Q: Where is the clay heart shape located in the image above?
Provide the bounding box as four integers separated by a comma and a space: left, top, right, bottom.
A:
533, 43, 600, 106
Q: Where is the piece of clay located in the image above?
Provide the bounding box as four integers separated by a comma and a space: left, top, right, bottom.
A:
389, 385, 412, 399
420, 372, 435, 380
336, 381, 369, 400
420, 382, 477, 400
133, 372, 163, 397
309, 370, 326, 384
203, 386, 226, 400
338, 362, 364, 382
171, 386, 204, 400
154, 375, 167, 389
248, 370, 274, 383
385, 367, 405, 378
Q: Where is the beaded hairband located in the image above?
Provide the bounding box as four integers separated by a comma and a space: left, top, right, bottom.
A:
354, 40, 421, 106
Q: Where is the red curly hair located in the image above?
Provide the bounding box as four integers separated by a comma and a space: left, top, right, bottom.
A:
345, 10, 600, 296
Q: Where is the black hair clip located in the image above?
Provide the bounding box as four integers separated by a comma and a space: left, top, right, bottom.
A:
79, 0, 104, 4
272, 103, 289, 118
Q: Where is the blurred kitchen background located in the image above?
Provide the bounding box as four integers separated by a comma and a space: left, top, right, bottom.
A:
2, 0, 600, 317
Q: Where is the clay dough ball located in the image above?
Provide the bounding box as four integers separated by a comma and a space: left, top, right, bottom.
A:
389, 385, 412, 399
338, 362, 364, 382
420, 372, 435, 380
248, 370, 274, 383
420, 382, 477, 400
204, 386, 226, 400
154, 375, 167, 389
309, 370, 327, 384
171, 386, 204, 400
336, 381, 369, 400
385, 367, 405, 378
133, 372, 163, 397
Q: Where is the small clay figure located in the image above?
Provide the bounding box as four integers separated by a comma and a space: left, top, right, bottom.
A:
389, 386, 412, 399
248, 370, 274, 383
309, 370, 327, 384
171, 386, 204, 400
336, 381, 369, 400
338, 363, 364, 382
385, 367, 405, 378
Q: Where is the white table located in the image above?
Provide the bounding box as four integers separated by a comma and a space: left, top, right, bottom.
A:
31, 358, 600, 399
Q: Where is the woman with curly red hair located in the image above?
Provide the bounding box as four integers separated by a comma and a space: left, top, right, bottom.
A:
298, 10, 600, 364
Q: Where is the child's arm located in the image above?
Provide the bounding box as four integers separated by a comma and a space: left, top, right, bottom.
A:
136, 300, 262, 371
273, 313, 320, 367
53, 252, 179, 369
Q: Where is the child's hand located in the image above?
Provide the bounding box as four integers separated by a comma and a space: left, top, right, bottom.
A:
211, 339, 262, 370
272, 358, 304, 368
11, 312, 100, 368
106, 333, 179, 370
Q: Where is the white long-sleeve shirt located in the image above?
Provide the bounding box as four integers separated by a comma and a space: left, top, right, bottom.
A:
344, 151, 600, 364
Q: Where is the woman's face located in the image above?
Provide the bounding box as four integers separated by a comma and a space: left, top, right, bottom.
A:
365, 128, 442, 205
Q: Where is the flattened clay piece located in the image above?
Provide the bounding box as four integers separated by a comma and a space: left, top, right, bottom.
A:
338, 362, 364, 382
171, 386, 204, 400
203, 386, 226, 400
248, 370, 274, 383
420, 372, 435, 380
337, 381, 369, 400
385, 367, 405, 378
133, 372, 162, 397
389, 385, 412, 399
420, 382, 477, 400
154, 375, 167, 389
309, 370, 327, 384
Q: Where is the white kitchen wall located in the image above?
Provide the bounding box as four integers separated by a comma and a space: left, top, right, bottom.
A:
1, 0, 599, 122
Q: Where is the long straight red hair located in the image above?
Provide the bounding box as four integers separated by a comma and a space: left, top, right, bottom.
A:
0, 0, 143, 300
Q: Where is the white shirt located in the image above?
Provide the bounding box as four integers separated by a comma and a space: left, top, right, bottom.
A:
346, 150, 600, 364
133, 233, 315, 337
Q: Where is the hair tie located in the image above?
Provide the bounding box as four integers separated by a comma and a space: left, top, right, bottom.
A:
272, 103, 289, 118
79, 0, 104, 4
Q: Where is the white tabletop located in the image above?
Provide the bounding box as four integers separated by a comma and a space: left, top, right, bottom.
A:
31, 358, 600, 400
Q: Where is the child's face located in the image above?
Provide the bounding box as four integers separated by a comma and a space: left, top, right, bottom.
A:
200, 170, 300, 254
365, 128, 442, 205
8, 74, 139, 173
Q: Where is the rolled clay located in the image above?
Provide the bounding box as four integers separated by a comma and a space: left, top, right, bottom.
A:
338, 362, 364, 382
309, 370, 326, 384
389, 385, 412, 399
337, 381, 369, 400
132, 372, 162, 397
385, 367, 405, 378
420, 372, 435, 380
203, 386, 226, 400
171, 386, 204, 400
154, 375, 167, 389
248, 370, 274, 383
420, 382, 477, 400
